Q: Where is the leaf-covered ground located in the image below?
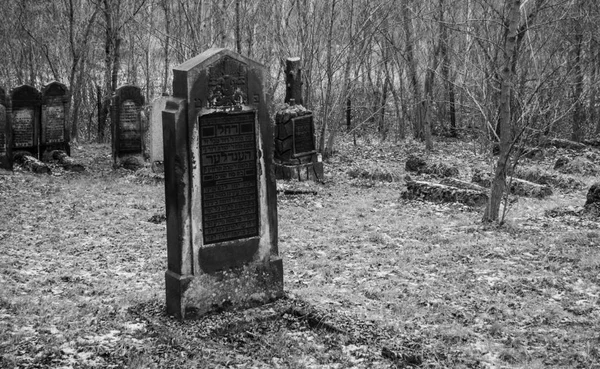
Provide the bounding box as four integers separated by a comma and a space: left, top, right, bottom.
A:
1, 138, 599, 368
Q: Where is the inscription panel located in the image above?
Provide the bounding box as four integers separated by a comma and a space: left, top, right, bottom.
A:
119, 100, 141, 152
199, 112, 259, 244
0, 105, 5, 154
13, 108, 35, 148
45, 98, 65, 143
292, 115, 316, 156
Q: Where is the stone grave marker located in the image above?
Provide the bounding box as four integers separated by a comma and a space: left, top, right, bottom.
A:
273, 57, 323, 181
41, 81, 71, 155
0, 86, 12, 170
111, 85, 145, 168
162, 48, 283, 319
10, 85, 42, 158
147, 96, 168, 171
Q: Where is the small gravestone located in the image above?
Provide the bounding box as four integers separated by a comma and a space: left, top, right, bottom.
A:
11, 85, 42, 158
162, 48, 283, 319
111, 85, 145, 169
146, 96, 168, 171
41, 81, 71, 156
273, 57, 323, 181
0, 87, 12, 170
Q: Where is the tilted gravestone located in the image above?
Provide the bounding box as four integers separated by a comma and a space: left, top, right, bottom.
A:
10, 85, 42, 158
162, 48, 283, 319
111, 85, 145, 168
0, 87, 12, 170
41, 81, 71, 156
274, 57, 323, 181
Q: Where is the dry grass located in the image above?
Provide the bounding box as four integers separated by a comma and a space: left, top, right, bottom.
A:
1, 137, 599, 368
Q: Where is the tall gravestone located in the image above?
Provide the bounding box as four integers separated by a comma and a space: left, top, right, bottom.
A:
10, 85, 42, 158
273, 57, 324, 181
0, 87, 12, 170
111, 85, 145, 168
162, 48, 283, 319
147, 96, 169, 171
41, 81, 71, 156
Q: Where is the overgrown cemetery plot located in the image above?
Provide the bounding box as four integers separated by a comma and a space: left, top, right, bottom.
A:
1, 136, 599, 368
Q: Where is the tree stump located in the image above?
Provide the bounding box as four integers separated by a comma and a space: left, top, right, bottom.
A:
402, 180, 488, 207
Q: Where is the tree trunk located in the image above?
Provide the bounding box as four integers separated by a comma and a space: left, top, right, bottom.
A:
402, 0, 422, 140
319, 0, 336, 157
162, 0, 170, 94
483, 0, 520, 222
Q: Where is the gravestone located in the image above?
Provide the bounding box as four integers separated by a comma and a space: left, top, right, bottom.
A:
147, 96, 168, 171
41, 81, 71, 156
273, 57, 324, 181
0, 87, 12, 170
10, 85, 42, 158
111, 85, 145, 169
162, 48, 283, 319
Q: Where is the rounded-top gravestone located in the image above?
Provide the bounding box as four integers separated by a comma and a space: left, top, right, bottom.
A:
41, 81, 71, 155
10, 85, 42, 158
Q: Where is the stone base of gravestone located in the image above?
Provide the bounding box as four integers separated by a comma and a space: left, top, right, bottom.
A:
274, 155, 324, 181
274, 104, 324, 181
166, 260, 283, 318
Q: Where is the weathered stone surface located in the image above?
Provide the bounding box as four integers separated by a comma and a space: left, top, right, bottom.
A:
405, 155, 459, 178
273, 58, 321, 182
440, 177, 487, 192
519, 147, 544, 161
41, 81, 71, 156
401, 180, 488, 207
163, 48, 283, 319
0, 86, 11, 170
585, 183, 600, 206
147, 96, 168, 167
13, 151, 50, 174
42, 149, 85, 172
555, 156, 599, 175
514, 167, 583, 190
11, 85, 42, 158
275, 160, 324, 182
542, 137, 586, 150
472, 169, 552, 198
112, 85, 145, 168
405, 155, 427, 173
554, 156, 569, 170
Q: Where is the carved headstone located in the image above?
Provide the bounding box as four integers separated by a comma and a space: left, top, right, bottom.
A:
162, 48, 283, 319
10, 85, 42, 158
274, 57, 323, 181
41, 81, 71, 155
111, 85, 145, 168
0, 87, 12, 170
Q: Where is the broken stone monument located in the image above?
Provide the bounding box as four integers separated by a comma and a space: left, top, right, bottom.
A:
111, 85, 145, 169
146, 96, 168, 172
10, 85, 42, 158
273, 57, 323, 181
162, 48, 283, 319
41, 81, 71, 156
0, 87, 12, 170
